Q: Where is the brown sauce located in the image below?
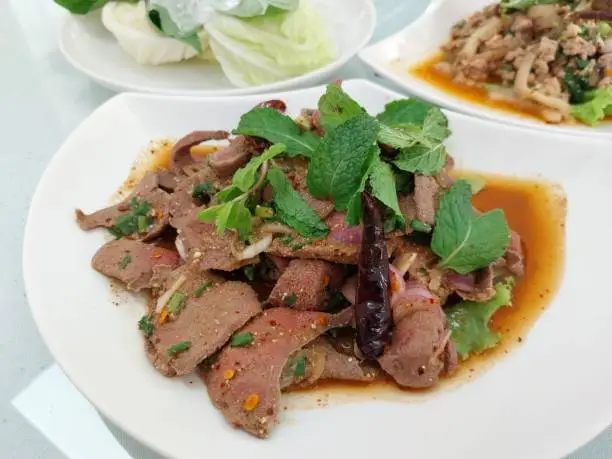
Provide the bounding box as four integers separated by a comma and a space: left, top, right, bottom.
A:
303, 173, 566, 397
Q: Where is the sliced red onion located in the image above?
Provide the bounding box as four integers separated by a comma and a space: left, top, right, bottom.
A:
340, 275, 357, 305
446, 272, 476, 292
268, 255, 290, 274
392, 281, 438, 306
328, 213, 362, 245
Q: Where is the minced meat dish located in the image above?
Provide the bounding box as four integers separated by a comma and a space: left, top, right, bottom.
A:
432, 0, 612, 125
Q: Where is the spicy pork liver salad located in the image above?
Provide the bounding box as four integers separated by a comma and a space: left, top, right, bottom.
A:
75, 84, 528, 438
431, 0, 612, 125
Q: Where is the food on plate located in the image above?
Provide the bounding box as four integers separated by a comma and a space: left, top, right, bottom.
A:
75, 84, 565, 438
413, 0, 612, 125
55, 0, 336, 87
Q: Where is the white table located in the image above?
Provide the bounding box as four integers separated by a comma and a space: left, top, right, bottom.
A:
1, 1, 610, 457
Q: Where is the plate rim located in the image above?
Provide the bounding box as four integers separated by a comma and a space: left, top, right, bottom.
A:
22, 78, 612, 459
58, 0, 377, 96
357, 1, 612, 137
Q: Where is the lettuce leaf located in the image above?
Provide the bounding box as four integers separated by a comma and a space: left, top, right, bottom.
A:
446, 278, 514, 360
570, 87, 612, 126
204, 0, 336, 87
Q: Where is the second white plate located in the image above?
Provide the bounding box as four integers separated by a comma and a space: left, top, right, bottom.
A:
358, 0, 612, 136
59, 0, 376, 96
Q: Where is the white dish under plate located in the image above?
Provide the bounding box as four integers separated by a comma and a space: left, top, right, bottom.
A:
358, 0, 612, 136
58, 0, 375, 96
24, 79, 612, 459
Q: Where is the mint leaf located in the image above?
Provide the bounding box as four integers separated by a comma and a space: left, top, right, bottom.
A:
267, 168, 329, 238
376, 99, 435, 127
234, 108, 320, 158
447, 279, 514, 359
198, 196, 252, 240
458, 175, 487, 194
377, 123, 421, 149
368, 155, 405, 227
232, 144, 286, 192
318, 84, 366, 131
391, 108, 451, 176
54, 0, 108, 14
216, 185, 243, 203
431, 181, 510, 274
393, 143, 448, 176
147, 5, 203, 53
307, 114, 379, 210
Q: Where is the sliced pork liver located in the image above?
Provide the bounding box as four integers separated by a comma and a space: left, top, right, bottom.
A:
92, 239, 180, 291
76, 172, 171, 241
451, 265, 496, 303
204, 307, 352, 438
267, 259, 344, 311
209, 136, 262, 177
147, 281, 261, 377
414, 175, 441, 226
171, 130, 229, 173
378, 294, 456, 389
311, 337, 381, 382
173, 208, 258, 271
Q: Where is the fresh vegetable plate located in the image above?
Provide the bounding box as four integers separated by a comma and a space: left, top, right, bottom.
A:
358, 0, 612, 135
58, 0, 375, 96
24, 79, 612, 459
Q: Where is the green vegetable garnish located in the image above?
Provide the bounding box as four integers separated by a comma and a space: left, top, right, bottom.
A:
410, 219, 432, 233
168, 292, 187, 314
109, 198, 152, 238
193, 281, 213, 298
198, 145, 286, 240
167, 341, 191, 356
235, 108, 320, 158
283, 294, 297, 306
138, 315, 154, 337
447, 279, 515, 359
307, 114, 380, 211
118, 255, 132, 270
54, 0, 114, 14
570, 87, 612, 125
294, 356, 306, 377
431, 180, 510, 274
230, 332, 254, 347
192, 182, 214, 200
459, 175, 487, 194
317, 84, 366, 131
367, 155, 405, 228
267, 168, 329, 238
376, 99, 434, 127
243, 266, 256, 281
500, 0, 570, 12
255, 205, 275, 218
597, 22, 612, 38
563, 68, 590, 104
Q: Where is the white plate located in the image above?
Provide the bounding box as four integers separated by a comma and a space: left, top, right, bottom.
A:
358, 0, 612, 136
24, 79, 612, 459
58, 0, 375, 96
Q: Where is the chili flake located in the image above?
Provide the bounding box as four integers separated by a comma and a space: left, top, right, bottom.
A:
243, 393, 260, 412
223, 369, 236, 381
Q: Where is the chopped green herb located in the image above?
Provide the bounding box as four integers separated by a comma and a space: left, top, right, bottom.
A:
410, 219, 432, 233
230, 332, 254, 347
192, 182, 214, 200
563, 67, 590, 104
243, 265, 256, 281
284, 293, 297, 306
193, 281, 213, 298
109, 198, 152, 238
294, 356, 306, 377
578, 24, 590, 38
575, 57, 590, 70
328, 292, 346, 308
255, 205, 275, 218
168, 292, 187, 314
118, 254, 132, 270
167, 341, 191, 356
500, 62, 514, 72
453, 19, 466, 29
138, 315, 154, 337
137, 215, 151, 234
278, 235, 294, 246
290, 239, 311, 251
597, 21, 612, 38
